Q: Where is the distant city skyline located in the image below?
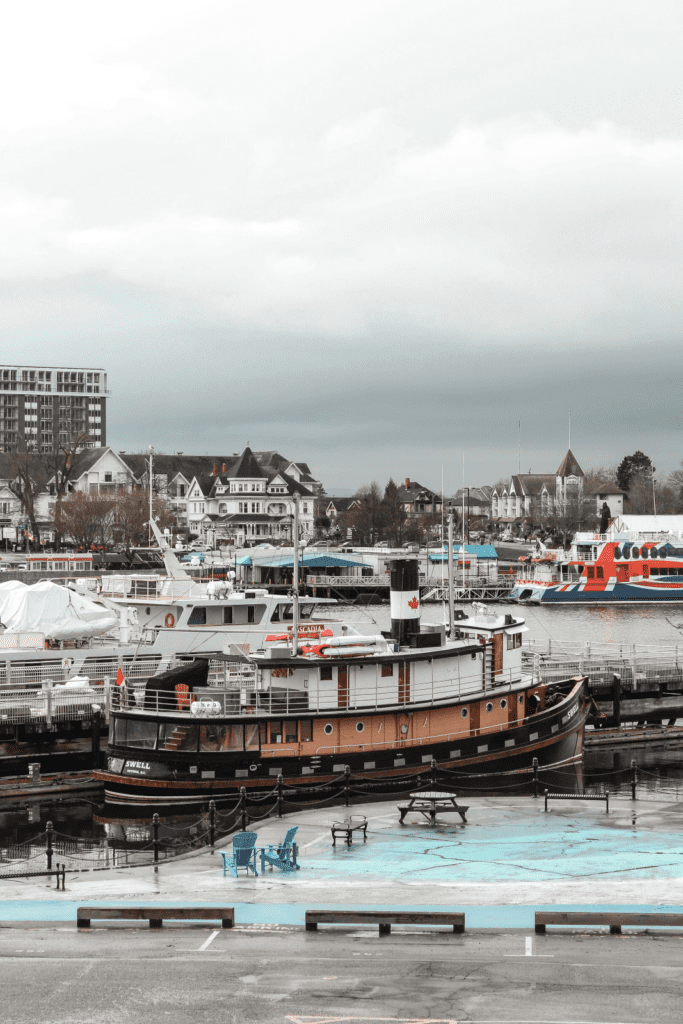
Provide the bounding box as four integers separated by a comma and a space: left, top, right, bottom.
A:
3, 2, 681, 490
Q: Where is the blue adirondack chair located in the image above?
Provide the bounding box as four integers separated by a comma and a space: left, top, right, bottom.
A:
259, 826, 300, 873
221, 831, 259, 877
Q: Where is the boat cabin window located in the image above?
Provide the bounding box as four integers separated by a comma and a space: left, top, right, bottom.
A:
158, 723, 198, 752
319, 666, 333, 681
632, 547, 640, 558
282, 603, 315, 620
223, 606, 233, 624
269, 721, 283, 743
270, 605, 281, 622
285, 721, 297, 744
188, 606, 207, 625
247, 606, 255, 623
300, 720, 312, 742
507, 633, 523, 650
114, 719, 157, 749
381, 664, 394, 677
245, 723, 259, 751
227, 603, 266, 624
200, 724, 244, 751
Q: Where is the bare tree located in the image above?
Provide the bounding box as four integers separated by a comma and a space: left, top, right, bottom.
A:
7, 440, 48, 546
53, 492, 116, 550
112, 490, 177, 549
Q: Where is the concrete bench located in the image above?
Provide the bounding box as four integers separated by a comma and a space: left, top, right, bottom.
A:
535, 911, 683, 935
305, 909, 465, 936
77, 906, 234, 929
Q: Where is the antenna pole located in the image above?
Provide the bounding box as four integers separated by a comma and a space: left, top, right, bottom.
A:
291, 493, 300, 655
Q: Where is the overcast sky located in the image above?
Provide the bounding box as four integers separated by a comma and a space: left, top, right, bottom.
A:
2, 1, 682, 493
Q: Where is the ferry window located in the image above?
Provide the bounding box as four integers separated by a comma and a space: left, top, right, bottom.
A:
632, 547, 640, 558
515, 634, 522, 649
614, 548, 622, 559
300, 720, 312, 742
320, 666, 333, 681
158, 723, 198, 752
113, 718, 129, 746
188, 606, 206, 625
245, 723, 260, 750
259, 722, 267, 744
586, 567, 595, 579
651, 548, 659, 558
125, 720, 158, 749
200, 724, 243, 751
247, 606, 255, 623
271, 605, 281, 622
381, 663, 393, 677
596, 567, 604, 579
500, 699, 507, 709
282, 603, 315, 620
285, 721, 298, 744
269, 721, 283, 743
507, 634, 514, 650
460, 707, 468, 718
485, 702, 493, 712
223, 606, 233, 624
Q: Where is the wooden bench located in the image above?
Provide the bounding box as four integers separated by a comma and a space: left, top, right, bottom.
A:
77, 906, 234, 929
331, 815, 368, 847
535, 911, 683, 934
305, 909, 465, 936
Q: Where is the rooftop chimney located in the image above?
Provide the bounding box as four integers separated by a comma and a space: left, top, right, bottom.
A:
221, 463, 226, 473
212, 463, 218, 476
405, 478, 410, 490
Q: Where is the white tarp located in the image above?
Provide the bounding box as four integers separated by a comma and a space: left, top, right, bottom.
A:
0, 581, 117, 640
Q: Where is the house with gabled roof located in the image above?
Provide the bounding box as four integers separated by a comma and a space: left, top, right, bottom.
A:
490, 449, 585, 528
397, 478, 442, 518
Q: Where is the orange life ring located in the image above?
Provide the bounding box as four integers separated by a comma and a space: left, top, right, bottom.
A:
164, 613, 175, 628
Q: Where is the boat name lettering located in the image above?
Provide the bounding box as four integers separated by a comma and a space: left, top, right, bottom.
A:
126, 760, 150, 770
562, 704, 578, 723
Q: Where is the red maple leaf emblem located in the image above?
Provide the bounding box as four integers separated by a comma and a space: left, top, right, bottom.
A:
408, 596, 419, 609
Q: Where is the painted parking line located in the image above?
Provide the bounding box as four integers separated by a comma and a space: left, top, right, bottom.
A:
197, 930, 219, 951
504, 935, 553, 957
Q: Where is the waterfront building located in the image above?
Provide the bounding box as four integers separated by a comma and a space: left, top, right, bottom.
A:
121, 446, 323, 545
0, 364, 107, 453
490, 449, 585, 529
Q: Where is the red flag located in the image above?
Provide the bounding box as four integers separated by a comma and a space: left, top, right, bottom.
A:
115, 667, 125, 687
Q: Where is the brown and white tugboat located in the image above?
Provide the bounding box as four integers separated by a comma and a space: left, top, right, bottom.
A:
96, 505, 588, 807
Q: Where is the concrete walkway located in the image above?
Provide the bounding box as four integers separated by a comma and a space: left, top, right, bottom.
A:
4, 793, 683, 914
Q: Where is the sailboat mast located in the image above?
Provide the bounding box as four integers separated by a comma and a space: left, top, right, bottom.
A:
447, 505, 455, 640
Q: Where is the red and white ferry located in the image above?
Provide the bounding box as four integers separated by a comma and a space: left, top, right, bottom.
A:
511, 530, 683, 605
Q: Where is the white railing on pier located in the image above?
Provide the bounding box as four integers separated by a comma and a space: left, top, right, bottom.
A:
306, 575, 391, 587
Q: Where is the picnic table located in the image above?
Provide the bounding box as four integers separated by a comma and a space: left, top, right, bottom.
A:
331, 815, 368, 847
398, 790, 469, 825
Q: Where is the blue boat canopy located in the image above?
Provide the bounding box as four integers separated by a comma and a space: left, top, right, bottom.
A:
237, 552, 367, 569
429, 544, 498, 562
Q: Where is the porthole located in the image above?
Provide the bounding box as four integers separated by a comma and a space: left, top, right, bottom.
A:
145, 607, 151, 615
485, 702, 493, 712
460, 707, 468, 718
500, 698, 507, 709
323, 723, 333, 735
518, 694, 524, 704
355, 722, 365, 733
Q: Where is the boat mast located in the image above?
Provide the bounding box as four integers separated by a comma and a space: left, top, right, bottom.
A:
291, 492, 300, 655
447, 504, 455, 640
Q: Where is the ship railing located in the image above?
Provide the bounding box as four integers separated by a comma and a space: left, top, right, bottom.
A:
306, 575, 390, 587
523, 638, 683, 661
110, 665, 544, 717
0, 686, 106, 725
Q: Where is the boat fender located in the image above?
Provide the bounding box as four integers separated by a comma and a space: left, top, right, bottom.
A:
164, 613, 175, 628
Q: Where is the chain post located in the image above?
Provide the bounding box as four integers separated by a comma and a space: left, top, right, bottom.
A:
152, 813, 160, 865
46, 821, 53, 871
209, 799, 216, 852
240, 786, 249, 831
631, 759, 637, 801
430, 757, 437, 788
277, 775, 284, 818
344, 765, 351, 807
532, 757, 539, 798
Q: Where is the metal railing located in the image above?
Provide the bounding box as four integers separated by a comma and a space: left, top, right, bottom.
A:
306, 575, 390, 587
0, 684, 108, 724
